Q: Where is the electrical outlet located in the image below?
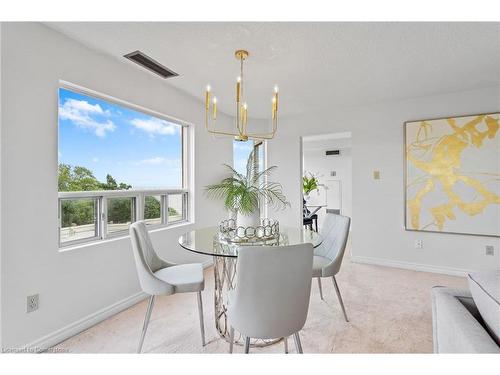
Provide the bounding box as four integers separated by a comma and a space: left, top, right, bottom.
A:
415, 239, 423, 249
27, 294, 39, 313
485, 245, 495, 256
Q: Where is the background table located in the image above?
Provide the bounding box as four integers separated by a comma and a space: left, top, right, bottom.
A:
179, 226, 323, 345
304, 204, 326, 219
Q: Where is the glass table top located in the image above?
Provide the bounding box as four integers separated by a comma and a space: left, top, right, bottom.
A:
178, 226, 323, 258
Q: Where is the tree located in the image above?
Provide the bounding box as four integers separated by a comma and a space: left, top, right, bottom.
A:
107, 198, 132, 224
59, 164, 180, 226
118, 182, 132, 190
101, 174, 118, 190
60, 199, 95, 227
59, 164, 133, 227
58, 164, 72, 191
71, 166, 102, 191
58, 164, 132, 192
144, 196, 161, 220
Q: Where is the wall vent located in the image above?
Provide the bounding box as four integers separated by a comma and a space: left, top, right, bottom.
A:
124, 51, 179, 79
325, 150, 341, 156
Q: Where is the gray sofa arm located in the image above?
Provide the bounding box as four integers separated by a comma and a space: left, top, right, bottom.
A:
431, 287, 500, 353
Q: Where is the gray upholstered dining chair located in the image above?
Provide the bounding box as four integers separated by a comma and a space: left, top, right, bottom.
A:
129, 221, 206, 353
227, 244, 314, 354
313, 213, 351, 322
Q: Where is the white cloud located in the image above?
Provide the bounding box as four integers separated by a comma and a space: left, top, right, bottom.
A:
65, 98, 108, 115
130, 118, 178, 137
59, 98, 115, 138
92, 157, 99, 163
134, 157, 181, 167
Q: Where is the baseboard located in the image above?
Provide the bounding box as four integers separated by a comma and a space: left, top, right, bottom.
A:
25, 262, 214, 352
25, 291, 148, 352
350, 255, 471, 277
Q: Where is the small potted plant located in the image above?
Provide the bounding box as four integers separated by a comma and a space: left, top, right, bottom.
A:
205, 150, 289, 227
302, 172, 319, 202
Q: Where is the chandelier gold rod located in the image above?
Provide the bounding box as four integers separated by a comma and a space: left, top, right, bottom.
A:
204, 49, 278, 141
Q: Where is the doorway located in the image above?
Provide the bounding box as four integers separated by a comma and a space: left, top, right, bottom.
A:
301, 132, 352, 232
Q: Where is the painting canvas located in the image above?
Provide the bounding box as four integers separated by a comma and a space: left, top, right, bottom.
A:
404, 112, 500, 237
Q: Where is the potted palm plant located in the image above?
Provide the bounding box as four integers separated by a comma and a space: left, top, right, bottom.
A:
205, 150, 289, 227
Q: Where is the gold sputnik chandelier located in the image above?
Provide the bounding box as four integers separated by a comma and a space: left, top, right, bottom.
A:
205, 49, 279, 141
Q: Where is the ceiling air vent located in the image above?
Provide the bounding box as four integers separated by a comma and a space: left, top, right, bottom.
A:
124, 51, 178, 79
325, 150, 341, 156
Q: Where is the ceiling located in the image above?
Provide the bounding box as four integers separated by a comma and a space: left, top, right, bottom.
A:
46, 22, 500, 119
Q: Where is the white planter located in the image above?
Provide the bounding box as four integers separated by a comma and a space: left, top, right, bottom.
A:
237, 210, 261, 227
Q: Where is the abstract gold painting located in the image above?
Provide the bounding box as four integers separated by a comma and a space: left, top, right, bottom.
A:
404, 112, 500, 237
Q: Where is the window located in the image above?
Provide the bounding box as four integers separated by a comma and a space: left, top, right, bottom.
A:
144, 195, 162, 226
58, 84, 189, 248
233, 140, 265, 175
59, 197, 99, 245
167, 194, 185, 223
106, 197, 135, 236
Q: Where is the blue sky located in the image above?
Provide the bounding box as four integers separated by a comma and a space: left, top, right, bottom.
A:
58, 88, 182, 189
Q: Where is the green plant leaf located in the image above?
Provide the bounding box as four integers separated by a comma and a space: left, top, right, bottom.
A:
204, 146, 290, 214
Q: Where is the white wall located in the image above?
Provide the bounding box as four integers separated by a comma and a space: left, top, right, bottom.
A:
0, 23, 233, 349
269, 85, 500, 275
1, 22, 499, 350
0, 22, 3, 349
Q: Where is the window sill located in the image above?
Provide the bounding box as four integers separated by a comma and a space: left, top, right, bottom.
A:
58, 220, 194, 253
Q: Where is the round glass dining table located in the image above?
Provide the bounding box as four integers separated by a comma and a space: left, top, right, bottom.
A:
178, 226, 323, 346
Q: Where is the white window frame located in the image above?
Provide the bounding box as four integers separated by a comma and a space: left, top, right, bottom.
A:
57, 81, 192, 249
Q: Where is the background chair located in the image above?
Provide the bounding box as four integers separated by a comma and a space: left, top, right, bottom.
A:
313, 213, 351, 322
303, 198, 318, 232
129, 221, 206, 353
227, 243, 314, 354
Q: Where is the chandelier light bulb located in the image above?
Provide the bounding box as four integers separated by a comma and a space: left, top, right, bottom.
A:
212, 97, 217, 120
206, 85, 211, 92
237, 76, 242, 83
274, 85, 279, 93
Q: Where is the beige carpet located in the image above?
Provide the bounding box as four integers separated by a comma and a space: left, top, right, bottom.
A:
53, 258, 467, 353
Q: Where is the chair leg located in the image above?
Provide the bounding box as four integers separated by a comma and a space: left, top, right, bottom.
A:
244, 337, 251, 354
137, 295, 155, 353
314, 218, 318, 232
228, 326, 235, 353
317, 277, 324, 300
283, 336, 288, 353
293, 332, 303, 354
196, 291, 206, 346
332, 276, 349, 322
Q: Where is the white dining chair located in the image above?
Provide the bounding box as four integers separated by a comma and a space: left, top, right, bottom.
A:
129, 221, 206, 353
227, 243, 314, 354
313, 213, 351, 322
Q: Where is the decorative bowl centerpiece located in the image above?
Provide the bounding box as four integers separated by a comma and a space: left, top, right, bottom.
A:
218, 218, 280, 244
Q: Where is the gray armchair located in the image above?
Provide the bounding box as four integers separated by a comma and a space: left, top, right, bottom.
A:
312, 213, 351, 322
129, 221, 206, 353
